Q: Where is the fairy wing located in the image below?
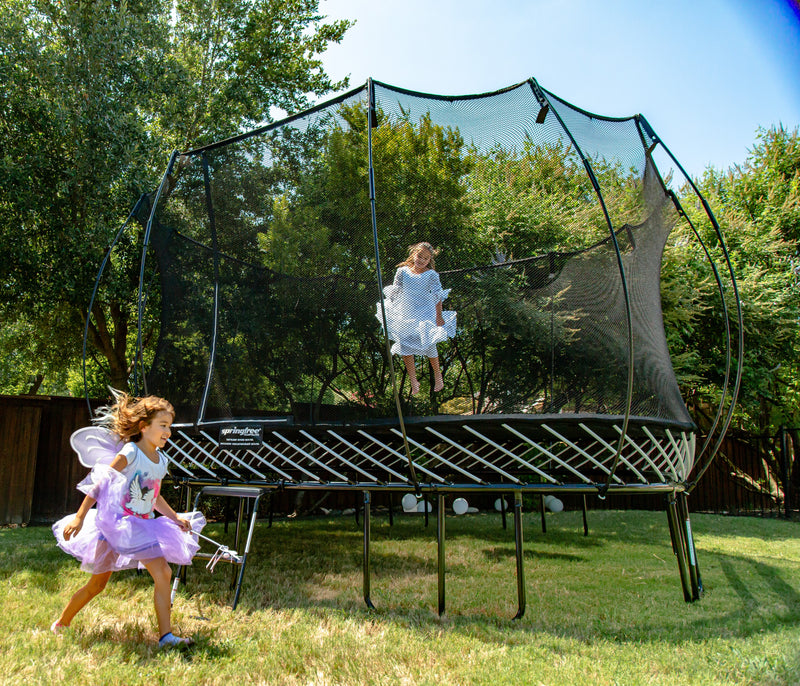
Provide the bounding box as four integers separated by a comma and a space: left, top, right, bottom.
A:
69, 426, 124, 468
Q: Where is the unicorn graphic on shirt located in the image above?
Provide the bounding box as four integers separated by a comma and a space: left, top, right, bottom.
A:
124, 473, 157, 516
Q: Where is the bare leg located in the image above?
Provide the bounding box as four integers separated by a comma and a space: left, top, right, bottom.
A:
403, 355, 420, 395
143, 557, 174, 638
57, 571, 113, 626
429, 356, 444, 392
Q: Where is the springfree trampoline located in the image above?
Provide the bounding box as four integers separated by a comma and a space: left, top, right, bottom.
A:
85, 78, 742, 614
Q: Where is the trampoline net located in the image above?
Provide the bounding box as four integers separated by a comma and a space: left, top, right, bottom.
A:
141, 80, 693, 426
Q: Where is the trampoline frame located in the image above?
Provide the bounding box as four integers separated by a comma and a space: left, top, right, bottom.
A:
81, 77, 742, 615
161, 412, 701, 613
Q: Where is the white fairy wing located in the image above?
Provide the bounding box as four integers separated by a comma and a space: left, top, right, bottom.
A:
69, 427, 124, 467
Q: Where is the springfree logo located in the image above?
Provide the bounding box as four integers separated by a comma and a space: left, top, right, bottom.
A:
219, 424, 263, 449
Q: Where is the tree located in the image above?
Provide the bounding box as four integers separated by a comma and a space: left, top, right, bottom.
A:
0, 0, 351, 394
663, 126, 800, 509
671, 126, 800, 434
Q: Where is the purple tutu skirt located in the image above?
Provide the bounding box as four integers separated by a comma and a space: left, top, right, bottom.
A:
53, 464, 206, 574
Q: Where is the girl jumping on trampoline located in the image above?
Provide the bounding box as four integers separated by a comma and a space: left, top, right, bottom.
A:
51, 392, 205, 649
378, 241, 456, 395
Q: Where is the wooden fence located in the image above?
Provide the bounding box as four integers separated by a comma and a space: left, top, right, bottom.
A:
0, 395, 97, 524
0, 394, 795, 525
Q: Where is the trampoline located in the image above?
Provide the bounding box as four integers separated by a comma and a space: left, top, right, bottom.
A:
84, 78, 742, 614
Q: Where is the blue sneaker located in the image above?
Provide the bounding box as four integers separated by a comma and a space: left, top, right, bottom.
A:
158, 632, 194, 649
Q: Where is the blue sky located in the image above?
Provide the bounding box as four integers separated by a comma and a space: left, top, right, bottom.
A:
318, 0, 800, 179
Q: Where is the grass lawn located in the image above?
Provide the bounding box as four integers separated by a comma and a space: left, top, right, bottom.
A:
1, 508, 798, 685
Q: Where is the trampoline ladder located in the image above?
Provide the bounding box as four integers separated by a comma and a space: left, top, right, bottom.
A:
174, 485, 268, 610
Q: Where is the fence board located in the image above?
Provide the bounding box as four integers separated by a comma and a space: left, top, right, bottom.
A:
0, 397, 46, 524
31, 397, 96, 521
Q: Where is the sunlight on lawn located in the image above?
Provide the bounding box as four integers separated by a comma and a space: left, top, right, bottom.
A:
1, 510, 798, 685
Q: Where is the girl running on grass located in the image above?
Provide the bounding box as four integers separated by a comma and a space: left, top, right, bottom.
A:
51, 391, 205, 649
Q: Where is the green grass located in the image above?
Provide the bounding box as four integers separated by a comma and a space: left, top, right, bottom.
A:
2, 510, 799, 685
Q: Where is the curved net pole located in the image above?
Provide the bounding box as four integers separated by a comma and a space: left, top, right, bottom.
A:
532, 79, 635, 495
368, 78, 420, 495
82, 194, 148, 416
196, 152, 221, 425
643, 128, 744, 492
635, 116, 736, 471
666, 197, 733, 455
136, 150, 180, 395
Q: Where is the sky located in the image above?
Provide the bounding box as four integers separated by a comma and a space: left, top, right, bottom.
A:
316, 0, 800, 179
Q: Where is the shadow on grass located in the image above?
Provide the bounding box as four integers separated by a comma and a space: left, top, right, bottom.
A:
6, 513, 800, 650
714, 550, 800, 613
72, 625, 233, 663
659, 548, 800, 646
0, 526, 83, 591
197, 513, 800, 642
167, 513, 800, 647
481, 547, 587, 563
690, 514, 800, 543
385, 509, 679, 548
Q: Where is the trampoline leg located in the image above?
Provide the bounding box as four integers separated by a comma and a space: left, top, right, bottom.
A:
363, 491, 375, 610
235, 499, 245, 552
582, 495, 589, 536
224, 497, 232, 534
437, 493, 446, 616
188, 486, 265, 610
539, 493, 546, 534
231, 498, 246, 590
175, 486, 196, 593
179, 485, 191, 585
513, 491, 526, 620
677, 492, 702, 599
231, 490, 266, 610
666, 496, 693, 602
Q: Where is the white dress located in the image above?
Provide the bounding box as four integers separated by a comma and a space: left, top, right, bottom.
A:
376, 266, 457, 357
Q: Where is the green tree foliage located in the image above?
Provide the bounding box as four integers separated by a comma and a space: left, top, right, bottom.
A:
660, 125, 800, 508
0, 0, 351, 393
465, 140, 615, 259
670, 126, 800, 435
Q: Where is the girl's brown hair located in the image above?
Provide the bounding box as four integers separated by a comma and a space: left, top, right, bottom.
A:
95, 390, 175, 443
398, 241, 439, 270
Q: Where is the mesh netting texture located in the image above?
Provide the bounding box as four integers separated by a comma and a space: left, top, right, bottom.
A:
141, 80, 693, 429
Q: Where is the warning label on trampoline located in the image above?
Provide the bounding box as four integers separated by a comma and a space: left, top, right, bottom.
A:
219, 424, 263, 449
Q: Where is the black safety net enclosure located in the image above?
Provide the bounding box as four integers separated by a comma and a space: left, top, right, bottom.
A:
87, 79, 742, 609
